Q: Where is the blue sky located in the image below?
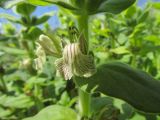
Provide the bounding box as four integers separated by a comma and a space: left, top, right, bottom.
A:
0, 0, 160, 29
138, 0, 160, 6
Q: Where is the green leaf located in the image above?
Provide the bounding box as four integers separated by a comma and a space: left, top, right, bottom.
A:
124, 5, 137, 18
0, 13, 20, 23
27, 0, 52, 6
70, 0, 85, 8
75, 62, 160, 113
23, 27, 43, 40
27, 0, 134, 15
152, 2, 160, 9
0, 0, 6, 7
0, 95, 34, 109
119, 103, 134, 120
23, 105, 77, 120
91, 97, 120, 120
71, 0, 135, 15
3, 0, 26, 9
130, 113, 146, 120
91, 97, 114, 115
137, 6, 150, 23
55, 1, 78, 11
0, 46, 27, 55
110, 46, 130, 54
96, 0, 136, 14
58, 91, 70, 106
27, 0, 77, 11
16, 3, 36, 16
0, 107, 13, 118
27, 0, 67, 6
85, 0, 106, 15
33, 12, 53, 25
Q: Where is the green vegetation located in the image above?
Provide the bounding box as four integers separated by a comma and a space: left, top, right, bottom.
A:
0, 0, 160, 120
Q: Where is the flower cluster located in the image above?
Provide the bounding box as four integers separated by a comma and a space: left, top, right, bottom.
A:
35, 33, 96, 80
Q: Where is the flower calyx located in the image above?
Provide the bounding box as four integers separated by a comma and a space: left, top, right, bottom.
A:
34, 34, 62, 71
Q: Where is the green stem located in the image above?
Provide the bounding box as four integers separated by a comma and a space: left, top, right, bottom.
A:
156, 52, 160, 71
76, 14, 91, 119
77, 15, 89, 54
79, 88, 91, 119
34, 84, 44, 111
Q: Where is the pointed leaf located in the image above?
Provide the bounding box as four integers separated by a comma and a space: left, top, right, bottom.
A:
75, 62, 160, 113
33, 12, 53, 25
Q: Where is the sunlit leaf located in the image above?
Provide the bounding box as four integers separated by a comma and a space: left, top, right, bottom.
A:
152, 2, 160, 9
130, 114, 145, 120
23, 105, 77, 120
110, 46, 130, 54
27, 0, 52, 6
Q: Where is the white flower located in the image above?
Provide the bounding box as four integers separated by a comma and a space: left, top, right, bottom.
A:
55, 43, 96, 80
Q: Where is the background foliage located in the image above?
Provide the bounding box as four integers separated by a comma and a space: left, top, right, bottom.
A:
0, 0, 160, 120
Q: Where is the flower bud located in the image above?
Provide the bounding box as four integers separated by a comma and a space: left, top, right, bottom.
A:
38, 34, 61, 57
34, 45, 46, 70
20, 58, 31, 69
